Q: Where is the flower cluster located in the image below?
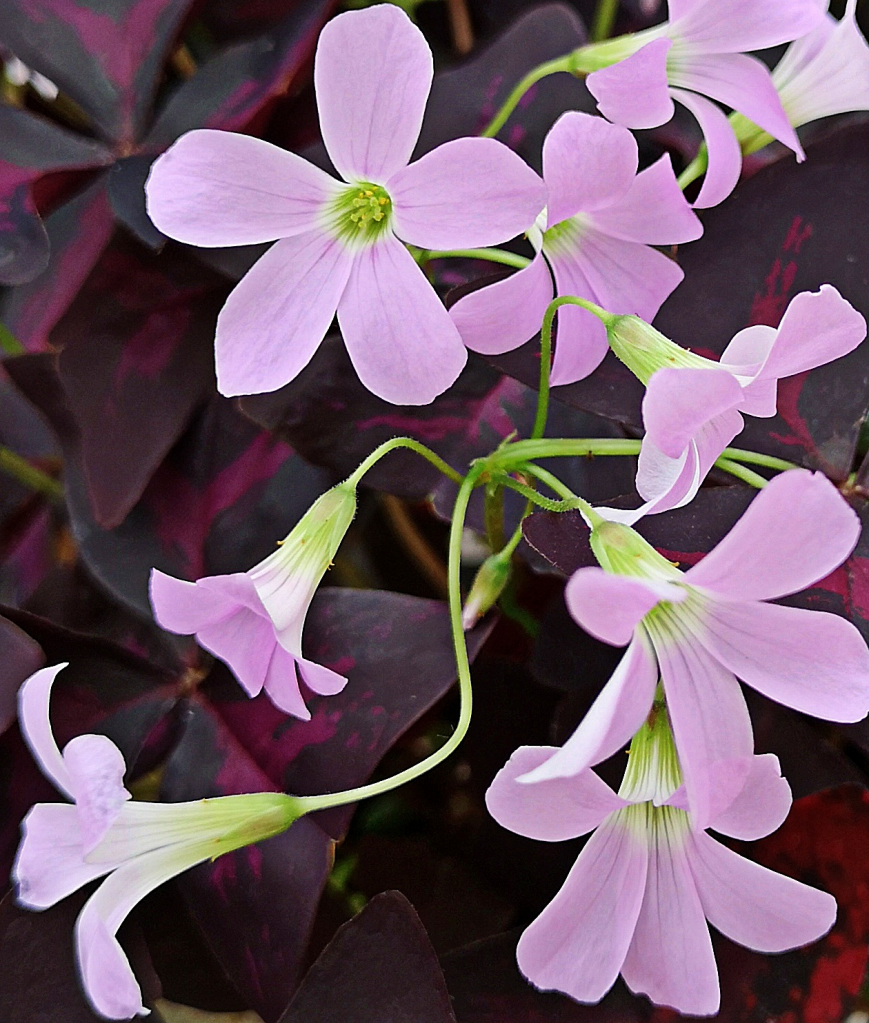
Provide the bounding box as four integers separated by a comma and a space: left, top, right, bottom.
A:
10, 1, 869, 1019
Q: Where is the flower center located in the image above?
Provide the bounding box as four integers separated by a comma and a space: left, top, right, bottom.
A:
328, 182, 393, 246
542, 215, 585, 258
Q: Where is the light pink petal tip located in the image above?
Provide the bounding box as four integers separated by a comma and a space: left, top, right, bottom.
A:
389, 137, 545, 250
486, 746, 626, 841
642, 367, 743, 459
669, 88, 742, 209
18, 663, 73, 799
63, 734, 131, 854
215, 231, 353, 398
587, 39, 674, 130
450, 252, 553, 356
150, 569, 244, 634
689, 831, 836, 953
542, 111, 637, 226
145, 130, 338, 247
684, 469, 860, 601
338, 235, 467, 404
315, 4, 432, 183
297, 657, 348, 697
671, 0, 824, 54
566, 567, 685, 646
517, 815, 647, 1002
708, 753, 792, 840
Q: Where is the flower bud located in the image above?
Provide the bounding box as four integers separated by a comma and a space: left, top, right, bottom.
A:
461, 548, 513, 630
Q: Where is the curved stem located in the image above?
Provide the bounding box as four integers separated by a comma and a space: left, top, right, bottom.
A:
0, 446, 64, 502
480, 54, 576, 139
678, 145, 708, 191
296, 469, 480, 813
591, 0, 620, 41
714, 457, 768, 489
346, 436, 464, 488
424, 247, 531, 270
495, 474, 586, 514
492, 437, 642, 466
721, 447, 798, 472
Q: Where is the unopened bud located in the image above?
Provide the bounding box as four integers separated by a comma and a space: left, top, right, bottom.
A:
461, 549, 512, 630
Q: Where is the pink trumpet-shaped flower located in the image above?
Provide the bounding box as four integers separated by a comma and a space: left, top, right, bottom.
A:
14, 665, 300, 1020
150, 485, 356, 719
487, 743, 835, 1014
145, 5, 545, 405
523, 469, 869, 828
581, 0, 824, 207
450, 111, 701, 386
605, 284, 867, 521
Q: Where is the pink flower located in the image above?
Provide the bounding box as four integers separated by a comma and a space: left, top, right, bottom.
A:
150, 485, 356, 719
602, 284, 867, 521
145, 5, 545, 405
487, 744, 835, 1014
522, 470, 869, 828
581, 0, 824, 207
14, 665, 298, 1019
450, 111, 701, 386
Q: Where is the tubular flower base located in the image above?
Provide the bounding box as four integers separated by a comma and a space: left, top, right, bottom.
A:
487, 730, 835, 1015
150, 484, 357, 718
145, 4, 545, 405
450, 111, 701, 386
522, 470, 869, 829
13, 665, 304, 1020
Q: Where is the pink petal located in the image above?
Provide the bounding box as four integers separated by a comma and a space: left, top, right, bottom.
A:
296, 657, 348, 697
755, 285, 867, 382
389, 137, 545, 249
546, 255, 611, 386
150, 569, 244, 634
519, 635, 658, 783
708, 753, 792, 840
642, 367, 743, 459
621, 821, 720, 1015
77, 912, 147, 1020
13, 804, 114, 910
670, 53, 802, 156
197, 572, 266, 615
449, 252, 553, 356
215, 231, 353, 398
689, 831, 836, 952
337, 235, 467, 404
517, 814, 647, 1002
697, 599, 869, 723
587, 154, 702, 243
486, 746, 626, 841
669, 88, 743, 209
18, 664, 73, 799
145, 129, 338, 247
587, 39, 675, 129
541, 111, 637, 226
262, 645, 310, 720
63, 735, 131, 855
566, 568, 685, 646
652, 624, 753, 830
197, 607, 277, 699
720, 324, 778, 408
670, 0, 824, 53
684, 469, 861, 600
314, 5, 431, 182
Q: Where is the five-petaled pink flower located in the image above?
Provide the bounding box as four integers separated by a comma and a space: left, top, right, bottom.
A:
450, 111, 701, 386
522, 470, 869, 829
13, 665, 298, 1019
145, 4, 546, 405
487, 745, 835, 1014
583, 0, 824, 207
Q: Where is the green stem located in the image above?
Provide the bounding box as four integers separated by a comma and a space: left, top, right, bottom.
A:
0, 446, 64, 501
492, 437, 642, 467
424, 247, 531, 269
714, 458, 768, 489
346, 436, 464, 488
493, 472, 589, 515
480, 54, 577, 139
678, 146, 708, 192
591, 0, 620, 42
484, 482, 507, 552
296, 469, 481, 813
721, 447, 798, 472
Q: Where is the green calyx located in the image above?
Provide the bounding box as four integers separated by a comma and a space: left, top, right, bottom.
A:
328, 182, 394, 245
605, 314, 713, 386
619, 693, 683, 804
590, 519, 681, 581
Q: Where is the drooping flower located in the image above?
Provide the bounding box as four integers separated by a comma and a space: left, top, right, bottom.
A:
150, 483, 356, 719
521, 469, 869, 829
487, 728, 835, 1014
14, 664, 302, 1020
603, 284, 866, 520
449, 111, 701, 386
576, 0, 825, 207
145, 4, 545, 406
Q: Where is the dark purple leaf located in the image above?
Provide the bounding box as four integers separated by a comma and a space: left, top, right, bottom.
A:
0, 614, 44, 734
279, 891, 457, 1023
0, 0, 197, 146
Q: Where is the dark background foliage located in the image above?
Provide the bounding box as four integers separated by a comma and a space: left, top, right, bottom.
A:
1, 1, 869, 1020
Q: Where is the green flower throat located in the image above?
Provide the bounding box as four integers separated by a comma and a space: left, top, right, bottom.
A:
329, 182, 393, 245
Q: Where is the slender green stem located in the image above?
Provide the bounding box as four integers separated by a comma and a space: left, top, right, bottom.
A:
591, 0, 620, 41
493, 472, 585, 515
296, 469, 481, 813
480, 54, 576, 139
0, 446, 64, 501
714, 458, 768, 489
521, 462, 595, 505
346, 436, 464, 488
492, 437, 642, 467
677, 146, 708, 192
484, 482, 507, 553
721, 447, 798, 472
424, 247, 531, 270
